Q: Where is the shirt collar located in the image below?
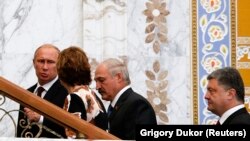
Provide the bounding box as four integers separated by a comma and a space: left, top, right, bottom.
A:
219, 104, 244, 124
35, 76, 58, 92
110, 85, 130, 107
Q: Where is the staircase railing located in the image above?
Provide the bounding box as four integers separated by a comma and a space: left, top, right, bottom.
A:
0, 76, 119, 140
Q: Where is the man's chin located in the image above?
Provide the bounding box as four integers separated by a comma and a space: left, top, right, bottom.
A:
207, 108, 211, 112
40, 76, 49, 80
101, 95, 108, 101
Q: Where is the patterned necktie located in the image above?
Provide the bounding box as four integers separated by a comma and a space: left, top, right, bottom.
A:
37, 86, 45, 97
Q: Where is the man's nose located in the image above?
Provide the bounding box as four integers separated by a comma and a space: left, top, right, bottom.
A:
42, 62, 49, 69
204, 92, 209, 99
95, 82, 100, 90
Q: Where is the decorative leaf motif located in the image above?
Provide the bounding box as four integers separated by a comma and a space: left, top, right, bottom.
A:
159, 16, 166, 23
145, 33, 155, 43
153, 41, 160, 54
145, 80, 155, 90
158, 80, 168, 90
146, 16, 153, 23
202, 43, 213, 53
147, 91, 155, 103
164, 10, 170, 16
153, 60, 160, 73
159, 112, 169, 122
159, 91, 167, 100
159, 91, 170, 104
143, 9, 151, 16
145, 23, 156, 33
157, 33, 167, 43
199, 15, 208, 32
200, 76, 208, 88
143, 0, 170, 124
145, 70, 156, 80
145, 2, 154, 10
158, 70, 168, 81
154, 89, 161, 96
220, 44, 228, 58
158, 23, 167, 33
160, 90, 167, 96
159, 103, 167, 111
160, 2, 167, 10
147, 90, 154, 96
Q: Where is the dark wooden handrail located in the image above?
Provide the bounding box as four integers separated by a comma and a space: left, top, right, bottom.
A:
0, 76, 120, 140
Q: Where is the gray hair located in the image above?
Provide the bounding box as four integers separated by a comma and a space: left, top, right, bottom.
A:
102, 58, 131, 84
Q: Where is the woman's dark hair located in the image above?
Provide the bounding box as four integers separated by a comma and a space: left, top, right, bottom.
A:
57, 46, 91, 86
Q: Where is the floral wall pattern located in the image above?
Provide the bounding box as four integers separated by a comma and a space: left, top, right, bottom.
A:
143, 0, 170, 123
197, 0, 233, 124
143, 0, 169, 54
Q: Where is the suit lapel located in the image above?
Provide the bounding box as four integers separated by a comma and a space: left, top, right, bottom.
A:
28, 84, 38, 93
43, 79, 60, 100
28, 80, 60, 101
109, 88, 132, 119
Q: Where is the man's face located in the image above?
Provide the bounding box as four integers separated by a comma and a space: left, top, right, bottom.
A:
94, 64, 117, 101
205, 78, 229, 116
33, 47, 59, 85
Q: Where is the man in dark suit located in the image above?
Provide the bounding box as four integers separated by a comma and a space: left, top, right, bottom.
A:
94, 58, 157, 140
16, 44, 68, 138
205, 67, 250, 125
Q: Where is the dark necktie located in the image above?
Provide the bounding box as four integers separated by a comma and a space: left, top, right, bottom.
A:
216, 120, 221, 125
107, 104, 114, 118
37, 86, 45, 97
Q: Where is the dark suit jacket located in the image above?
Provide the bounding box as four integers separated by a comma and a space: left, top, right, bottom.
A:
16, 79, 68, 138
109, 88, 157, 140
223, 107, 250, 125
94, 94, 108, 130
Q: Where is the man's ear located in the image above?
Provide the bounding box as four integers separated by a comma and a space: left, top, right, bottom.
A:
227, 88, 236, 99
115, 72, 123, 82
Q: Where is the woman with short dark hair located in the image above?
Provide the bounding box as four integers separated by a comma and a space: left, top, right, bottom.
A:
57, 46, 107, 138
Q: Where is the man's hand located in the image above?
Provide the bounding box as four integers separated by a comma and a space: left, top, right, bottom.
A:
24, 107, 41, 122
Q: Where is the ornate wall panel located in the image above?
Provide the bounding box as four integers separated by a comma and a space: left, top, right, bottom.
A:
236, 0, 250, 112
237, 37, 250, 112
193, 0, 249, 124
192, 0, 236, 124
